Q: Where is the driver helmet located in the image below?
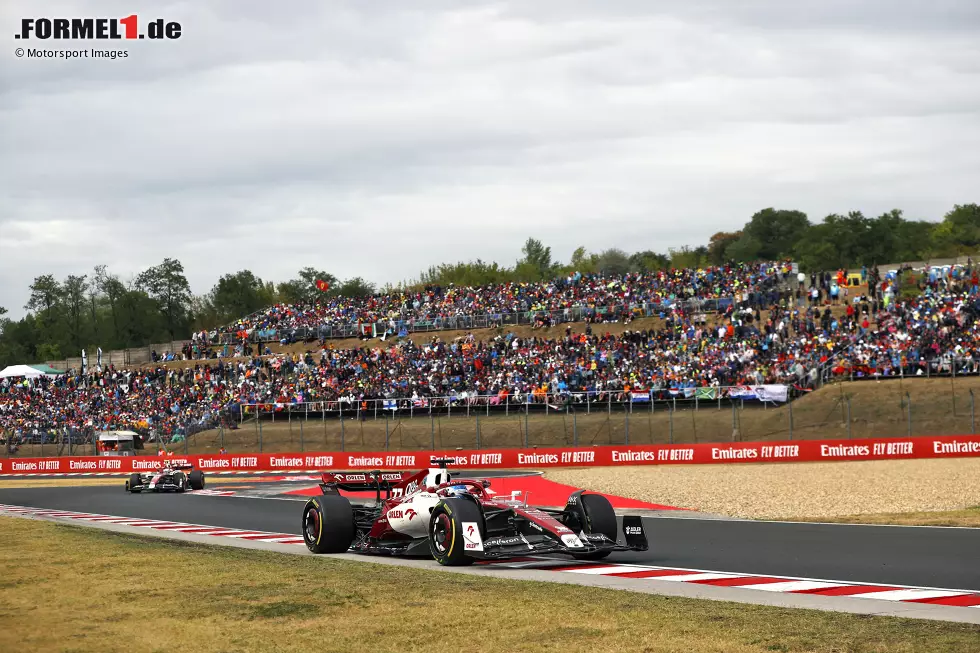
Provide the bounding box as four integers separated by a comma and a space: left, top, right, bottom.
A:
447, 484, 468, 496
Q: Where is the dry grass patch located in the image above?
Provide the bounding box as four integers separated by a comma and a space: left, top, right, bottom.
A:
546, 458, 980, 519
0, 517, 978, 653
798, 506, 980, 527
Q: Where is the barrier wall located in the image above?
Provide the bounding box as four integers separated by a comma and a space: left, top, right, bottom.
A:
2, 435, 979, 475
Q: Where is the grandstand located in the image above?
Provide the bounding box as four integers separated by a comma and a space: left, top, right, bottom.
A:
3, 258, 979, 455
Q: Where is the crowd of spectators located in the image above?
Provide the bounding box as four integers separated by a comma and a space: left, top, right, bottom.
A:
5, 261, 980, 447
216, 261, 791, 343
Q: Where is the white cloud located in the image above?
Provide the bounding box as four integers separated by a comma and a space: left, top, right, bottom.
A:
1, 0, 978, 318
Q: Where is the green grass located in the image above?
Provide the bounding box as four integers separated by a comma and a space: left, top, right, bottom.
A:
0, 516, 978, 653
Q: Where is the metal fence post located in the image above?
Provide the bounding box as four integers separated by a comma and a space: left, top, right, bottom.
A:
788, 399, 793, 440
430, 413, 435, 450
573, 413, 578, 447
300, 419, 304, 452
259, 420, 263, 452
476, 414, 481, 449
524, 410, 529, 448
971, 389, 976, 434
846, 397, 852, 439
669, 406, 674, 444
624, 413, 629, 445
385, 417, 390, 451
906, 392, 912, 437
341, 417, 345, 451
220, 425, 224, 451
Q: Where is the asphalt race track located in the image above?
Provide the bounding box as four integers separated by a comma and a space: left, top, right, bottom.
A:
2, 483, 977, 592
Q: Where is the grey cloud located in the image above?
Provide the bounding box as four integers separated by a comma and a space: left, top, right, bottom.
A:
0, 0, 978, 319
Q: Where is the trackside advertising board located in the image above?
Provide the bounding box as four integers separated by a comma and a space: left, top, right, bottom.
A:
2, 435, 980, 475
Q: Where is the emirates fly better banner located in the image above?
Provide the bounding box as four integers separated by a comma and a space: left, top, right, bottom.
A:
2, 435, 980, 475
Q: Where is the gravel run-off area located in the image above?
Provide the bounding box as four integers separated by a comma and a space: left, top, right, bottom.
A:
545, 458, 980, 520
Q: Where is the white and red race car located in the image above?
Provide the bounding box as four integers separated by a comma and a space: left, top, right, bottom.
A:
126, 462, 205, 493
302, 459, 648, 565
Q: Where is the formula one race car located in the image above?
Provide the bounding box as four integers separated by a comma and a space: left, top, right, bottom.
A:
301, 459, 648, 565
126, 462, 205, 493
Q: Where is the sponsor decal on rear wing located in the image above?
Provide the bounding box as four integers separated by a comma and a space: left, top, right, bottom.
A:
320, 471, 411, 491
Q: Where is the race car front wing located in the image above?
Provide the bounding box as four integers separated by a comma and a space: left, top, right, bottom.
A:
471, 515, 649, 560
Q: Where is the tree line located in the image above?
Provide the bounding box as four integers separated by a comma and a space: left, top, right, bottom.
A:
0, 203, 976, 366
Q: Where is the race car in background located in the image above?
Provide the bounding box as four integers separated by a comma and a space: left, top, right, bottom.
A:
126, 462, 205, 493
301, 459, 648, 565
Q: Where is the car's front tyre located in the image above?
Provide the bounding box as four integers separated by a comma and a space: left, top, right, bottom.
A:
188, 470, 205, 491
428, 499, 483, 566
570, 493, 618, 560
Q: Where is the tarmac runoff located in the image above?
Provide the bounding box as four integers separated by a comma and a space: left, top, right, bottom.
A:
1, 487, 979, 624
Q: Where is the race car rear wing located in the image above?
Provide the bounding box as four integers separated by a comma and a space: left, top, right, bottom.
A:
319, 471, 412, 500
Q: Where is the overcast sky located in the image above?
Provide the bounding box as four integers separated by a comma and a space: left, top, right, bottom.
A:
1, 1, 979, 319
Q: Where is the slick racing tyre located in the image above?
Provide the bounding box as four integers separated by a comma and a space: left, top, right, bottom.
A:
127, 473, 142, 493
569, 493, 618, 560
188, 470, 205, 491
303, 496, 355, 554
428, 498, 484, 566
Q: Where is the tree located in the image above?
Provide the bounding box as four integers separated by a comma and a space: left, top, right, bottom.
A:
95, 266, 125, 345
932, 203, 980, 255
62, 274, 89, 351
517, 238, 555, 280
118, 283, 167, 346
595, 248, 631, 276
25, 274, 62, 317
87, 267, 101, 344
211, 270, 268, 322
278, 267, 337, 304
417, 260, 511, 287
669, 246, 708, 269
135, 258, 192, 340
741, 208, 810, 260
707, 231, 742, 266
566, 246, 599, 274
336, 277, 376, 298
628, 250, 670, 273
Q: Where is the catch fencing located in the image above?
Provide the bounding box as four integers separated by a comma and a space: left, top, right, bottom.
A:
10, 372, 980, 457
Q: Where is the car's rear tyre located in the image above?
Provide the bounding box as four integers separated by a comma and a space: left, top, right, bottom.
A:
571, 493, 617, 560
188, 470, 205, 491
303, 496, 355, 554
428, 499, 483, 566
128, 473, 142, 493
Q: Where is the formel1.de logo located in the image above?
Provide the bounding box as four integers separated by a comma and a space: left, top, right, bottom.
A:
15, 16, 181, 40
